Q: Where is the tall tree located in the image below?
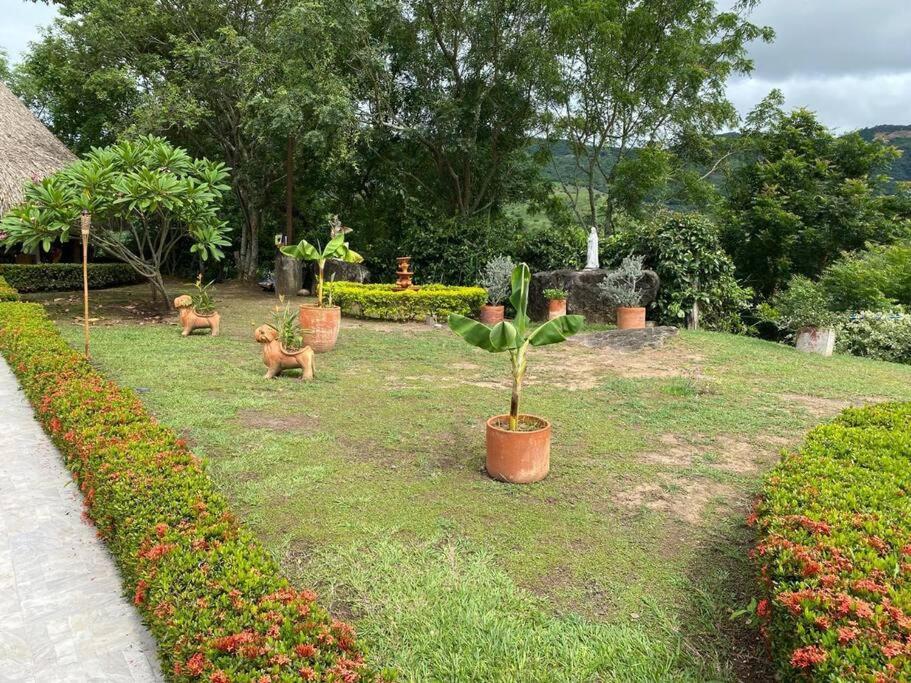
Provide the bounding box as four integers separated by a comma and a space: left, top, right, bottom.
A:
722, 99, 906, 297
543, 0, 771, 233
12, 0, 365, 279
365, 0, 557, 218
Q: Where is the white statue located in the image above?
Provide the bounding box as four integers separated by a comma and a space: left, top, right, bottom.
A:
584, 226, 599, 270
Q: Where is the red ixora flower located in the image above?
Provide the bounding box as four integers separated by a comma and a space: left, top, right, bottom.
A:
756, 599, 771, 618
791, 645, 828, 669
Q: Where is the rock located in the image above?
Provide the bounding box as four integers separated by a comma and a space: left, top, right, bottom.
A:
570, 326, 678, 352
795, 326, 836, 357
529, 269, 659, 323
297, 288, 311, 297
310, 260, 370, 288
274, 253, 302, 297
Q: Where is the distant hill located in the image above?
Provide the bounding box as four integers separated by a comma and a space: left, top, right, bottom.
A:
858, 125, 911, 182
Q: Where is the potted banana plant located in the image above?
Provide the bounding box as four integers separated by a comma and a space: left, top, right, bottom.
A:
449, 263, 584, 483
280, 233, 362, 352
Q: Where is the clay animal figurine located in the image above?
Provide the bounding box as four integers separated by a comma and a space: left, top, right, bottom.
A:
254, 324, 315, 380
173, 295, 220, 337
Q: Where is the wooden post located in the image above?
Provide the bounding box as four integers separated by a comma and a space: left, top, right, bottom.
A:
80, 210, 91, 359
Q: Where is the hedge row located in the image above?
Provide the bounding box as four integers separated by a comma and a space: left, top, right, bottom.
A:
0, 276, 18, 302
0, 302, 381, 683
752, 401, 911, 681
324, 282, 486, 322
0, 263, 143, 292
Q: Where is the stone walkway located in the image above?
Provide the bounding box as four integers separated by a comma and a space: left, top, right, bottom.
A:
0, 358, 162, 682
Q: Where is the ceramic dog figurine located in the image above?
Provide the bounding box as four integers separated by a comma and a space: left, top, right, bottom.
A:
174, 295, 220, 337
254, 325, 315, 380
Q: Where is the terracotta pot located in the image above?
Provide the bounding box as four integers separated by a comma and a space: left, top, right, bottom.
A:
485, 414, 551, 484
173, 295, 220, 336
254, 325, 315, 380
547, 299, 567, 320
298, 304, 341, 353
616, 306, 646, 330
480, 304, 505, 325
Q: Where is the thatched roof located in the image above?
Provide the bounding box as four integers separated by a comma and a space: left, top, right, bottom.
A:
0, 81, 76, 215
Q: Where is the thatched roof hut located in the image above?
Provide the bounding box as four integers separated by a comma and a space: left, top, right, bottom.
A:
0, 81, 76, 215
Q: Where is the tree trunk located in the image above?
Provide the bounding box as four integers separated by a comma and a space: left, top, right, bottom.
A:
148, 272, 171, 310
285, 136, 295, 244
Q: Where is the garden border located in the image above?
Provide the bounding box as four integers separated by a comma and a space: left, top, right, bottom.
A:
0, 301, 379, 682
753, 401, 911, 680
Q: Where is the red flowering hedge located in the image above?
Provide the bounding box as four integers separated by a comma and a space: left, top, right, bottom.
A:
0, 302, 382, 683
753, 401, 911, 681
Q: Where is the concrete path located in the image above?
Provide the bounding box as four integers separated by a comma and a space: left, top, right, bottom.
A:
0, 358, 162, 682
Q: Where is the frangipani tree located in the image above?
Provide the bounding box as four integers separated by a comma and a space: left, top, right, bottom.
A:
449, 263, 585, 430
0, 136, 231, 306
280, 233, 362, 307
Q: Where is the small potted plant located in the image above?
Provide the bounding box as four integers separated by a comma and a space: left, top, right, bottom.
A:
280, 227, 363, 353
449, 263, 584, 483
543, 288, 568, 320
478, 255, 514, 325
173, 276, 220, 336
600, 256, 648, 330
759, 276, 840, 356
254, 296, 315, 379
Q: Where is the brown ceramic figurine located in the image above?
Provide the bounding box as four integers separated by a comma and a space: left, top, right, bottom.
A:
254, 325, 315, 380
173, 295, 220, 336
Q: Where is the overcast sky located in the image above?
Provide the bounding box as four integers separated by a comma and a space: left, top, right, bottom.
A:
2, 0, 909, 131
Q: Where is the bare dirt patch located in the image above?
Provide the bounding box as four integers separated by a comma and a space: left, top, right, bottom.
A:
639, 433, 793, 475
778, 393, 855, 418
235, 408, 320, 432
612, 478, 737, 525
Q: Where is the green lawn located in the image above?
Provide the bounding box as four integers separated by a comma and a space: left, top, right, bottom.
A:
34, 280, 911, 682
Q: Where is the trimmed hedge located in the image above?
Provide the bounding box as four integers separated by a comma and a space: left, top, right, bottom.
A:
0, 263, 143, 292
752, 401, 911, 681
324, 282, 487, 321
0, 302, 380, 683
0, 276, 18, 302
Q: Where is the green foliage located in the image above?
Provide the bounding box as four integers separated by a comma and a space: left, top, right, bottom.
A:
514, 222, 586, 272
543, 288, 567, 301
723, 107, 908, 297
189, 276, 216, 315
604, 212, 752, 331
543, 0, 771, 231
0, 136, 230, 304
271, 296, 303, 351
758, 276, 841, 333
836, 312, 911, 364
401, 215, 521, 286
0, 302, 376, 682
479, 256, 515, 305
819, 242, 911, 312
0, 276, 19, 302
0, 263, 143, 293
281, 233, 363, 307
324, 283, 485, 322
599, 256, 647, 308
753, 401, 911, 681
448, 263, 583, 429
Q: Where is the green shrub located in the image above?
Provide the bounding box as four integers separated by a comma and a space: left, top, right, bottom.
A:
0, 302, 380, 682
325, 282, 487, 321
753, 401, 911, 681
758, 276, 842, 333
0, 276, 19, 301
836, 311, 911, 364
0, 263, 143, 292
514, 223, 586, 273
401, 215, 520, 285
819, 242, 911, 312
603, 212, 753, 332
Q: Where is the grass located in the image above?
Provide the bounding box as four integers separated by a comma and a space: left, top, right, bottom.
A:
31, 280, 911, 682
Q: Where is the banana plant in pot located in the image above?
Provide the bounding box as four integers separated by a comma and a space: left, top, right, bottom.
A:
280, 233, 362, 352
449, 263, 584, 483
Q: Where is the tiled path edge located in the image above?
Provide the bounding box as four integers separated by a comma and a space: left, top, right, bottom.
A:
0, 357, 162, 682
